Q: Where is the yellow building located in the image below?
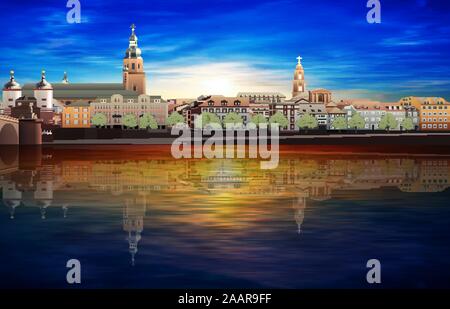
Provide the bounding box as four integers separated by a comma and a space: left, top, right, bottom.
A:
62, 102, 91, 128
400, 96, 450, 131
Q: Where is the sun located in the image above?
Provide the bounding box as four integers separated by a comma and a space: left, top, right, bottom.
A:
201, 77, 235, 95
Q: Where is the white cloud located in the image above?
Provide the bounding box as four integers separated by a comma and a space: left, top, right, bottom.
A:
147, 61, 291, 98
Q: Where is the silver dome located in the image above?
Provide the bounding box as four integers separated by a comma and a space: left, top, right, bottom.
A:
125, 47, 142, 59
3, 70, 21, 90
129, 33, 138, 42
35, 70, 52, 89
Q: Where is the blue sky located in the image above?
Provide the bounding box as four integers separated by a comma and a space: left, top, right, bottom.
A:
1, 0, 450, 100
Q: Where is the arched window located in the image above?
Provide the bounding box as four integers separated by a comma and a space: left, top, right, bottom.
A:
318, 94, 325, 103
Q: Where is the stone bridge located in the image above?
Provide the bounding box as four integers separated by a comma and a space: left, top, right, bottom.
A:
0, 115, 19, 145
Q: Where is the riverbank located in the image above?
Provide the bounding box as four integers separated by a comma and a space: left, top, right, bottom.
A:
47, 133, 450, 146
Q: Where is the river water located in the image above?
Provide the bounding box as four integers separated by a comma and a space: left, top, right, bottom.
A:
1, 145, 450, 288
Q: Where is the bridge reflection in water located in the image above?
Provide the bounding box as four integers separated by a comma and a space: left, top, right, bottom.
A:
1, 145, 450, 288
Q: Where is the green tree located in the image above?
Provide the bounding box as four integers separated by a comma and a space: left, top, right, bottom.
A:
331, 116, 347, 130
139, 113, 158, 130
223, 112, 243, 128
167, 112, 185, 127
296, 113, 318, 130
123, 114, 138, 129
379, 113, 398, 131
348, 113, 366, 130
195, 112, 222, 128
91, 113, 107, 127
250, 114, 268, 127
401, 117, 414, 132
269, 111, 289, 129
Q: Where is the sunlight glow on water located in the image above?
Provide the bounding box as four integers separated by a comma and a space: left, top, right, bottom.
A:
1, 146, 450, 288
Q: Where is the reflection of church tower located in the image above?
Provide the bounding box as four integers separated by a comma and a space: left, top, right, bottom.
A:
292, 56, 306, 98
34, 180, 53, 219
5, 200, 20, 219
123, 196, 147, 266
2, 179, 22, 219
123, 24, 147, 95
293, 192, 308, 234
62, 204, 69, 218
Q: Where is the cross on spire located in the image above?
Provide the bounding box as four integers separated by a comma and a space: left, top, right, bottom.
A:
297, 56, 303, 65
130, 23, 136, 33
62, 71, 69, 84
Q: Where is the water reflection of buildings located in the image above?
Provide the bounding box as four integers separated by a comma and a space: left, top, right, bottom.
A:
1, 149, 450, 263
0, 159, 66, 219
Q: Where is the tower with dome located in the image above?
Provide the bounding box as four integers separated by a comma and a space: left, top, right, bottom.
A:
2, 70, 22, 110
123, 24, 147, 95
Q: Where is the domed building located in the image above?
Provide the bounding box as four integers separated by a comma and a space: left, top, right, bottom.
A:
34, 70, 53, 109
2, 70, 22, 111
18, 24, 147, 106
2, 25, 168, 129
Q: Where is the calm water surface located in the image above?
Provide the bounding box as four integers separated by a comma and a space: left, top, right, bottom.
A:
1, 146, 450, 288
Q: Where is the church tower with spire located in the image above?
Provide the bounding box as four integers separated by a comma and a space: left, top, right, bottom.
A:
61, 72, 69, 84
123, 24, 147, 95
292, 56, 306, 98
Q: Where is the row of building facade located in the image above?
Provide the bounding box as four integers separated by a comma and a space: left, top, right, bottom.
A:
151, 55, 450, 131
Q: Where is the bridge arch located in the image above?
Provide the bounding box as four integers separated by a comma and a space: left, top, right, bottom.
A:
0, 117, 19, 145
